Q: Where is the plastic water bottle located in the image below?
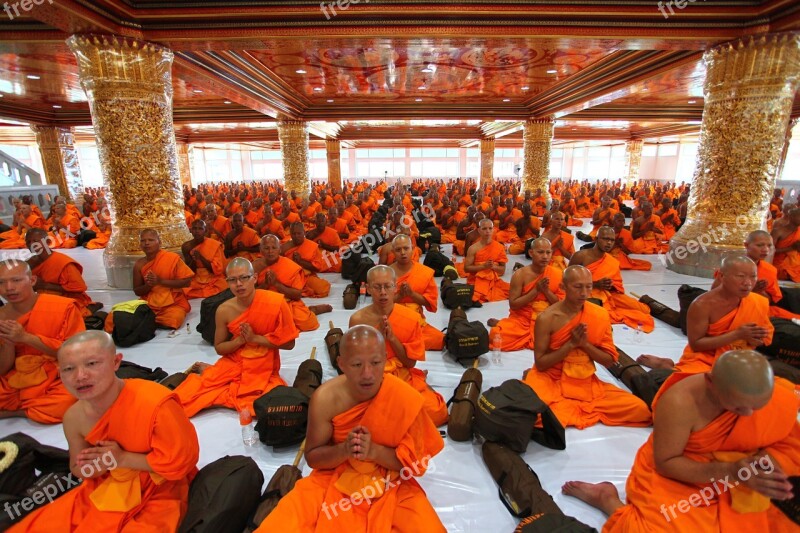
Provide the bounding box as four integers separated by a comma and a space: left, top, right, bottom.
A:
492, 332, 503, 365
633, 322, 643, 344
239, 409, 258, 447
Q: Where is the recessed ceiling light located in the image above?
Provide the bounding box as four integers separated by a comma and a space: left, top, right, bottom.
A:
193, 89, 203, 93
52, 105, 61, 109
546, 69, 558, 74
224, 100, 232, 104
26, 75, 40, 80
521, 86, 529, 90
0, 94, 5, 98
421, 67, 433, 73
688, 100, 697, 104
418, 86, 426, 90
415, 98, 423, 102
296, 69, 307, 74
313, 87, 323, 91
327, 99, 334, 103
503, 98, 511, 102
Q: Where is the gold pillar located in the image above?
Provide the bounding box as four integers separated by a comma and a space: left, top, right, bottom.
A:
278, 120, 310, 198
177, 141, 193, 189
68, 34, 190, 288
521, 119, 554, 198
668, 32, 800, 278
777, 118, 798, 181
624, 139, 643, 185
479, 137, 495, 186
30, 126, 83, 204
326, 139, 342, 191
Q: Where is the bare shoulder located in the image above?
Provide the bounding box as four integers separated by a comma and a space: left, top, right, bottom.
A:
133, 257, 146, 270
569, 249, 588, 265
349, 307, 367, 326
311, 376, 347, 417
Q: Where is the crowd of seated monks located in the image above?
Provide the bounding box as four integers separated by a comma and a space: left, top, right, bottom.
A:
0, 177, 797, 532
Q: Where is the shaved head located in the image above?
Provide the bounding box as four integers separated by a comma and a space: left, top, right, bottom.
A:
59, 330, 115, 360
226, 257, 255, 276
711, 350, 773, 397
392, 234, 412, 249
745, 230, 771, 244
531, 237, 551, 250
0, 259, 30, 276
261, 234, 280, 247
140, 229, 159, 240
339, 324, 386, 360
597, 226, 615, 239
719, 255, 756, 274
478, 218, 494, 229
366, 264, 395, 284
563, 264, 591, 283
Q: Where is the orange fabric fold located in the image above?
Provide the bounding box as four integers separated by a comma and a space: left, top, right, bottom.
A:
468, 241, 510, 303
141, 250, 194, 329
284, 239, 331, 297
774, 226, 800, 282
395, 263, 443, 350
257, 256, 319, 332
184, 238, 228, 299
586, 254, 655, 332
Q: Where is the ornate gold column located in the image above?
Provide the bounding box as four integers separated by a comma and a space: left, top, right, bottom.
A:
278, 120, 310, 198
326, 139, 342, 191
68, 34, 190, 288
624, 139, 643, 185
668, 32, 800, 277
479, 137, 495, 186
777, 118, 798, 180
30, 126, 83, 204
521, 119, 554, 199
177, 141, 193, 189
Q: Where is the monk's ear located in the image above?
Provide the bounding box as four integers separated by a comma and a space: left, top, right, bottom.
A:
113, 352, 123, 371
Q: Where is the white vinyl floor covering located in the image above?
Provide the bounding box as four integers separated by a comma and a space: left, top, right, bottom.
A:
0, 224, 724, 532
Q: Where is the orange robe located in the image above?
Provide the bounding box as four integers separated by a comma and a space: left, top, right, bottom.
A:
315, 227, 344, 273
586, 254, 655, 333
284, 239, 331, 298
611, 229, 652, 271
631, 215, 667, 254
548, 231, 574, 272
229, 226, 261, 261
210, 216, 231, 241
9, 380, 199, 533
141, 250, 195, 329
184, 238, 227, 299
259, 218, 286, 241
468, 241, 511, 303
660, 208, 680, 241
0, 214, 45, 249
52, 213, 80, 249
244, 210, 261, 228
257, 375, 445, 533
489, 266, 564, 351
523, 303, 652, 429
84, 221, 111, 250
774, 226, 800, 282
604, 373, 800, 532
676, 292, 773, 375
589, 208, 618, 238
257, 257, 319, 332
31, 252, 93, 316
757, 259, 800, 319
0, 294, 85, 423
175, 290, 298, 417
395, 263, 444, 351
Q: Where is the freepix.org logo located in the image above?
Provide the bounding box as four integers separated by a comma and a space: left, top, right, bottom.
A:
3, 0, 54, 21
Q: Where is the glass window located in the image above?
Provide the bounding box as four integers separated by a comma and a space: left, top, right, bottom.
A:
310, 149, 326, 159
551, 148, 563, 158
573, 147, 584, 158
642, 144, 658, 157
368, 149, 393, 158
466, 148, 479, 158
394, 148, 406, 158
410, 148, 422, 158
356, 149, 370, 158
422, 148, 447, 158
446, 148, 460, 158
658, 143, 678, 157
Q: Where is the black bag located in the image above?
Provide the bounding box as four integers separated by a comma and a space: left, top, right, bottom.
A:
516, 513, 598, 533
423, 248, 454, 277
444, 319, 489, 363
677, 285, 707, 335
178, 455, 263, 533
196, 289, 234, 344
115, 361, 168, 382
757, 318, 800, 366
253, 386, 309, 448
345, 256, 374, 285
441, 280, 475, 309
475, 380, 565, 453
341, 247, 362, 280
112, 304, 157, 347
482, 441, 562, 519
777, 287, 800, 314
417, 227, 442, 251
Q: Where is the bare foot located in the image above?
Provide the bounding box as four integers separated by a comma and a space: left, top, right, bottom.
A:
487, 318, 499, 327
309, 304, 333, 315
187, 362, 211, 375
562, 481, 623, 516
636, 354, 675, 370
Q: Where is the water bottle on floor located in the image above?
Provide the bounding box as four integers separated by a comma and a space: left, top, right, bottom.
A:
634, 322, 643, 343
239, 409, 258, 446
492, 332, 503, 365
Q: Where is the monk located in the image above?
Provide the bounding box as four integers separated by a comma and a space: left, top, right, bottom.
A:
524, 265, 652, 429
253, 235, 331, 332
772, 205, 800, 282
256, 325, 445, 532
453, 206, 478, 256
487, 238, 564, 351
255, 205, 286, 240
0, 260, 85, 423
47, 202, 80, 249
9, 331, 200, 532
630, 201, 666, 254
307, 213, 344, 273
609, 212, 652, 271
175, 258, 298, 417
181, 219, 227, 299
638, 256, 773, 374
204, 205, 231, 241
281, 221, 331, 298
657, 197, 681, 241
563, 350, 799, 532
0, 204, 45, 249
588, 196, 617, 238
508, 204, 541, 255
224, 212, 260, 261
540, 212, 574, 271
349, 266, 448, 427
569, 226, 655, 332
465, 219, 510, 303
132, 230, 194, 329
25, 228, 100, 317
84, 198, 111, 250
738, 229, 800, 319
389, 234, 444, 351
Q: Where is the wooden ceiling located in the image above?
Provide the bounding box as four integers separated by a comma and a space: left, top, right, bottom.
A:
0, 1, 798, 146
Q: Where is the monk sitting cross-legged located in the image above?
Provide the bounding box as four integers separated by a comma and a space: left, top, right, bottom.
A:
253, 235, 331, 333
0, 260, 86, 424
465, 219, 510, 303
175, 258, 298, 417
487, 238, 564, 351
181, 219, 228, 299
523, 265, 652, 429
224, 212, 261, 262
307, 212, 344, 273
256, 325, 446, 532
563, 350, 799, 532
739, 229, 800, 320
349, 266, 448, 427
569, 226, 655, 333
630, 201, 666, 254
9, 331, 200, 533
771, 205, 800, 282
281, 221, 331, 298
540, 212, 574, 272
390, 234, 444, 351
609, 212, 652, 271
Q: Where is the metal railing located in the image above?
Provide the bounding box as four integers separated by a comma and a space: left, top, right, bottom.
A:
0, 150, 42, 187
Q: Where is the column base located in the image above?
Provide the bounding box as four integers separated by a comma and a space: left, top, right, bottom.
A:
664, 240, 743, 279
104, 250, 141, 289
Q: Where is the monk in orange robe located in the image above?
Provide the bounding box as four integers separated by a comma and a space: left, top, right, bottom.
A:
132, 230, 194, 329
657, 197, 681, 241
25, 229, 99, 317
570, 227, 655, 333
507, 204, 542, 255
639, 256, 773, 374
609, 212, 652, 271
328, 207, 357, 245
540, 212, 574, 271
84, 199, 111, 250
256, 325, 445, 532
181, 220, 227, 299
10, 330, 199, 532
390, 235, 444, 351
175, 258, 299, 417
588, 196, 618, 238
204, 205, 231, 241
255, 205, 286, 240
563, 350, 799, 532
281, 221, 331, 297
631, 202, 667, 254
465, 219, 510, 303
242, 200, 261, 228
350, 265, 448, 427
525, 265, 651, 429
488, 238, 564, 351
224, 212, 261, 261
452, 207, 478, 256
47, 202, 80, 249
0, 204, 45, 249
308, 213, 344, 273
0, 260, 85, 424
735, 230, 800, 320
254, 235, 331, 332
771, 206, 800, 282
